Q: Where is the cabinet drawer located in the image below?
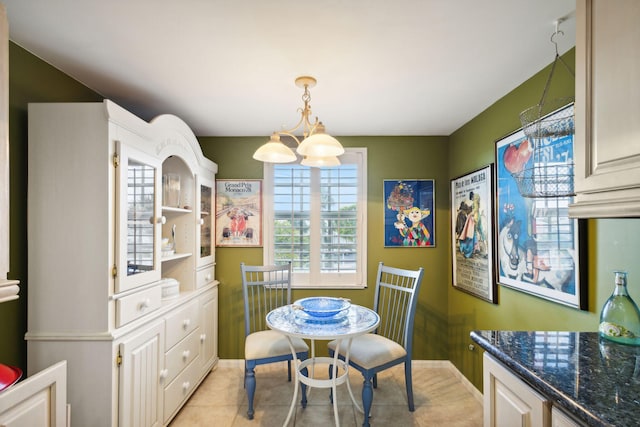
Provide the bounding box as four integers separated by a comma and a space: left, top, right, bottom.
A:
165, 328, 200, 384
116, 286, 162, 327
163, 357, 201, 422
196, 266, 215, 289
165, 300, 199, 350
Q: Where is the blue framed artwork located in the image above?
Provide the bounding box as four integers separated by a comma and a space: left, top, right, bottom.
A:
383, 179, 435, 247
495, 103, 587, 309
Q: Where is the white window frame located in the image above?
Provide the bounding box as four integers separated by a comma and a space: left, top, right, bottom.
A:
263, 148, 367, 289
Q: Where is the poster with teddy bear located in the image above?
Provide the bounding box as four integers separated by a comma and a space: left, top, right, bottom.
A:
384, 179, 435, 247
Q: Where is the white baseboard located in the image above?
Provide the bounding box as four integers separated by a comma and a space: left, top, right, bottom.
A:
218, 359, 483, 403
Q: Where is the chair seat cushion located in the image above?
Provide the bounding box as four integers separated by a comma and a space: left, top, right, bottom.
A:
245, 330, 309, 360
328, 333, 406, 369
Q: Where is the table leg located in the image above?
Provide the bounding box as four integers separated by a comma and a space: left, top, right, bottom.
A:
282, 336, 299, 427
331, 339, 342, 426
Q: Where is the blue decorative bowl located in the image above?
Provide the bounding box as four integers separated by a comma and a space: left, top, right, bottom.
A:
294, 297, 351, 317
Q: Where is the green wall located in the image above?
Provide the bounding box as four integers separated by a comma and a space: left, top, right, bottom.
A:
0, 43, 102, 371
448, 48, 640, 389
5, 43, 640, 394
199, 136, 452, 360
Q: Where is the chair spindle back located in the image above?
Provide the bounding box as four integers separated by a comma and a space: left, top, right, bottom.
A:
373, 262, 424, 350
241, 262, 293, 336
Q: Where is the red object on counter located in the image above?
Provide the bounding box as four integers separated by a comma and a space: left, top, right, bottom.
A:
0, 363, 22, 391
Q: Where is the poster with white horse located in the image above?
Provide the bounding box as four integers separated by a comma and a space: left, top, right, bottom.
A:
495, 104, 586, 309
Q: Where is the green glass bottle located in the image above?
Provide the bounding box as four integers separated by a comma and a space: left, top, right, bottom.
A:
599, 271, 640, 346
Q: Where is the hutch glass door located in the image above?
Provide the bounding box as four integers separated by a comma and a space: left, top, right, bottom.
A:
115, 142, 162, 293
197, 175, 214, 267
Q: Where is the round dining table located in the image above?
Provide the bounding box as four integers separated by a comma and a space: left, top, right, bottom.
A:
266, 303, 380, 427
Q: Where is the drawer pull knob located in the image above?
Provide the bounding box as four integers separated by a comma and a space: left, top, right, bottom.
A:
159, 369, 169, 382
182, 381, 190, 392
139, 299, 151, 311
199, 218, 204, 225
182, 350, 190, 360
182, 318, 191, 329
206, 273, 211, 281
200, 334, 206, 343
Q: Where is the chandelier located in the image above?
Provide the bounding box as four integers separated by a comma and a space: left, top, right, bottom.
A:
252, 76, 344, 167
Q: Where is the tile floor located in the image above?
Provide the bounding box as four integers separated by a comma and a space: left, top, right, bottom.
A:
169, 360, 483, 426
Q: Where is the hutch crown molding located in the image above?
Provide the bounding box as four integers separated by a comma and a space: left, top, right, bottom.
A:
26, 100, 218, 426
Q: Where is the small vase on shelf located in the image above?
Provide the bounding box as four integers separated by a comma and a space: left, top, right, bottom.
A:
599, 271, 640, 346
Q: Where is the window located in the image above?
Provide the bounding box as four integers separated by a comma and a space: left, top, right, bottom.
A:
263, 148, 367, 288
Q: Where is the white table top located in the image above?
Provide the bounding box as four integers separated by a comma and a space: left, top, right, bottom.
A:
266, 303, 380, 340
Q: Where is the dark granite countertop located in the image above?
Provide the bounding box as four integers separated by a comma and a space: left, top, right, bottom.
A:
471, 330, 640, 427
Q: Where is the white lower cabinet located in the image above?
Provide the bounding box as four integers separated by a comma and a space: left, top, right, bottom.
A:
484, 353, 550, 427
0, 361, 68, 427
119, 320, 164, 427
552, 407, 581, 427
484, 354, 584, 427
199, 286, 218, 369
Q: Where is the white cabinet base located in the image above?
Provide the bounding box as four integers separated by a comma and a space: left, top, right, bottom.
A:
0, 361, 68, 427
483, 353, 550, 427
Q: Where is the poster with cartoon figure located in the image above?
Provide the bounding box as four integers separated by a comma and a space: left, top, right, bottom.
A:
384, 179, 435, 247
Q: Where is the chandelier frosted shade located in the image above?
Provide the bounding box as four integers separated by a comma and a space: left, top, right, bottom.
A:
296, 123, 344, 157
252, 133, 297, 163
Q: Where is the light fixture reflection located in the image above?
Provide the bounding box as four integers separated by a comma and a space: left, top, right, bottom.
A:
300, 155, 341, 167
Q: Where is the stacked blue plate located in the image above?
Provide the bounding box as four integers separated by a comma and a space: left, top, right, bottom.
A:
294, 297, 351, 318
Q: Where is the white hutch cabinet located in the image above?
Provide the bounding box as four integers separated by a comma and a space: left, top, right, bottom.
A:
570, 0, 640, 218
26, 100, 219, 426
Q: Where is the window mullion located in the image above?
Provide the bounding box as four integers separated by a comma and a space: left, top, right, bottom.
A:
309, 168, 321, 282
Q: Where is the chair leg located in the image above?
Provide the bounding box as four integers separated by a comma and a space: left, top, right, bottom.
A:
300, 365, 308, 408
361, 373, 374, 427
328, 350, 335, 403
245, 362, 256, 420
404, 358, 415, 411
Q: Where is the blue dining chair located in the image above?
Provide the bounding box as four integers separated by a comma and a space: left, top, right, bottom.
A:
240, 262, 309, 420
328, 262, 424, 427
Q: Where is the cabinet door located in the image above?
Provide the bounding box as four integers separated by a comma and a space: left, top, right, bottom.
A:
572, 0, 640, 217
200, 286, 218, 369
119, 320, 164, 427
196, 174, 214, 268
0, 361, 67, 427
115, 141, 162, 293
552, 407, 582, 427
483, 353, 550, 427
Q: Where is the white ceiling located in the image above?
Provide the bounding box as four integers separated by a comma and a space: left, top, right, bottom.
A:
2, 0, 576, 138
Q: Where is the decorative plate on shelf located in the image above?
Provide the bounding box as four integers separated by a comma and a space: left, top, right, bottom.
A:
293, 297, 351, 318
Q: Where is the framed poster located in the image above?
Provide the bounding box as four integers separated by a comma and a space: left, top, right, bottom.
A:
383, 179, 435, 247
215, 179, 262, 247
451, 165, 497, 303
495, 104, 587, 309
